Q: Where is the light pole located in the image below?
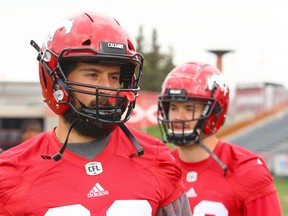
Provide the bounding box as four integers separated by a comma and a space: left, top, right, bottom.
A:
207, 50, 233, 72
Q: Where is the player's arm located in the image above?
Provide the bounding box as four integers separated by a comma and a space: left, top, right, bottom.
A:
244, 191, 282, 216
0, 155, 23, 216
156, 193, 192, 216
233, 155, 282, 215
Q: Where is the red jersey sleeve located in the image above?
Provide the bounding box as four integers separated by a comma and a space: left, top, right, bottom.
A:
228, 155, 277, 204
128, 127, 185, 207
0, 205, 11, 216
244, 191, 282, 216
0, 153, 22, 214
154, 142, 185, 207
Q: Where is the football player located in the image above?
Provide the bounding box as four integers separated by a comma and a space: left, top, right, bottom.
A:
0, 12, 191, 215
157, 62, 282, 215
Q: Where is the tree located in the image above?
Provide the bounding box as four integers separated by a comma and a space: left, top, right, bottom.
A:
135, 26, 144, 54
135, 26, 175, 92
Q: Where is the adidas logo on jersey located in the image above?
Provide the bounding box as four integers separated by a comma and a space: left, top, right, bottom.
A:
186, 187, 197, 198
87, 183, 109, 198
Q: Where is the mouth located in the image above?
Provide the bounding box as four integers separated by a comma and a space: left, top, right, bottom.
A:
99, 101, 111, 106
172, 123, 190, 131
168, 129, 193, 135
90, 98, 113, 107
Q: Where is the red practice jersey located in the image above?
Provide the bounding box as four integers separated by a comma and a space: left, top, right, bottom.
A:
0, 126, 184, 216
171, 140, 281, 216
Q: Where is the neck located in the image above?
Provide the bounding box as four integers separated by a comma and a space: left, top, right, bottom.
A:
177, 135, 219, 163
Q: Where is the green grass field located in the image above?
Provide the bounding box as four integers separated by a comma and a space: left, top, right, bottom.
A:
275, 178, 288, 216
142, 126, 288, 214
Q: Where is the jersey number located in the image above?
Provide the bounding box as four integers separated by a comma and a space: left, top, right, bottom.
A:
193, 200, 228, 216
45, 200, 152, 216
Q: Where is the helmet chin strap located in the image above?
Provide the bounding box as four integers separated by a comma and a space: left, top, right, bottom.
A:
41, 118, 80, 161
41, 118, 144, 161
196, 136, 228, 176
119, 123, 144, 157
193, 116, 228, 176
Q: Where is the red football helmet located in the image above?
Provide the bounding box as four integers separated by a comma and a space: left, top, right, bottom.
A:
31, 12, 143, 127
157, 62, 230, 145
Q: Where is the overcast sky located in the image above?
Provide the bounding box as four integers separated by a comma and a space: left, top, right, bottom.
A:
1, 0, 288, 92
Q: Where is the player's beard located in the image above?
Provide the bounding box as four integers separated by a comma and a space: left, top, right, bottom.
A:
62, 99, 116, 139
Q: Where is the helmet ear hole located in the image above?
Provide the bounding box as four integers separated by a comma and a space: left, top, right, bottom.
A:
203, 115, 216, 134
120, 65, 135, 87
213, 102, 223, 116
203, 103, 223, 135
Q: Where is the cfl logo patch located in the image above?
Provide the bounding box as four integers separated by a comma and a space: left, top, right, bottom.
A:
85, 162, 103, 176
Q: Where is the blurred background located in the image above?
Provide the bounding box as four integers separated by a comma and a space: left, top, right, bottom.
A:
1, 0, 288, 214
